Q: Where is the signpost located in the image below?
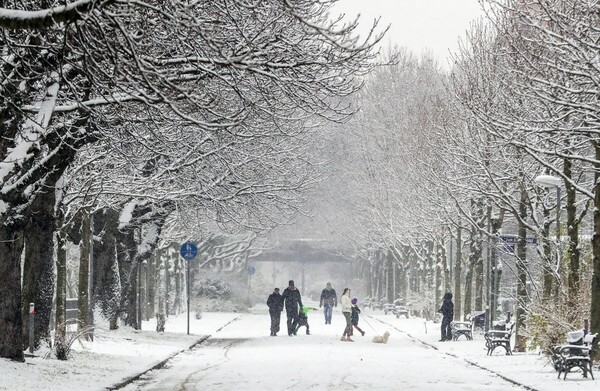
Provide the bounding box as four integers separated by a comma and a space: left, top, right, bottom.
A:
180, 241, 198, 335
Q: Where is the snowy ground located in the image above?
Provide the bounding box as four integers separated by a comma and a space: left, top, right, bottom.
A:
0, 302, 596, 390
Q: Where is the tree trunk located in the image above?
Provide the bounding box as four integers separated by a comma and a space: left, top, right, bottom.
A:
435, 261, 442, 311
454, 226, 462, 321
118, 228, 138, 328
165, 253, 171, 317
78, 209, 92, 337
441, 239, 450, 296
564, 157, 580, 308
54, 224, 68, 360
489, 213, 504, 324
92, 209, 121, 329
147, 256, 155, 321
0, 224, 25, 361
590, 142, 600, 336
22, 191, 56, 351
386, 251, 394, 303
434, 240, 442, 310
174, 256, 182, 315
515, 184, 529, 352
541, 207, 554, 300
474, 234, 484, 311
463, 239, 475, 319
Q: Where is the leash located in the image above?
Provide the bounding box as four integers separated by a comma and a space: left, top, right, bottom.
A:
361, 316, 378, 332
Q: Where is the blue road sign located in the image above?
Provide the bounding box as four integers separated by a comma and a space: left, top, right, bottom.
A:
247, 266, 256, 275
180, 241, 198, 260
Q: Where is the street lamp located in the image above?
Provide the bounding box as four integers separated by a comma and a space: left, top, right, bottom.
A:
534, 174, 562, 239
534, 174, 562, 297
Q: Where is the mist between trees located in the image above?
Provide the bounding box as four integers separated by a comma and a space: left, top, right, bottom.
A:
1, 0, 598, 364
320, 0, 599, 357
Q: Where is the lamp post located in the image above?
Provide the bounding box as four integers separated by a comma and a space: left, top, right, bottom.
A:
534, 174, 562, 298
534, 174, 562, 239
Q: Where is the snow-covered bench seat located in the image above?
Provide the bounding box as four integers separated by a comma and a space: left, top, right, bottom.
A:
553, 330, 597, 380
484, 322, 515, 355
393, 306, 409, 319
450, 321, 473, 341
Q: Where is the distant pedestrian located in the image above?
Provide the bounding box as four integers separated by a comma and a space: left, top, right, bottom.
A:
282, 280, 303, 336
267, 288, 284, 336
295, 306, 317, 335
438, 292, 454, 342
350, 298, 365, 337
340, 288, 354, 342
320, 282, 337, 324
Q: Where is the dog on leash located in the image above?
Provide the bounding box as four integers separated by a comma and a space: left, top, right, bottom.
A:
371, 331, 390, 344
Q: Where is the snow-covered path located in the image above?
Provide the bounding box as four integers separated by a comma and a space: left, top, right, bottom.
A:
122, 307, 522, 391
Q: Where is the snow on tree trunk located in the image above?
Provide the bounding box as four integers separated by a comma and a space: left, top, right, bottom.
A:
21, 189, 56, 351
564, 156, 581, 308
515, 184, 529, 352
463, 240, 475, 320
78, 209, 92, 338
591, 144, 600, 337
54, 226, 68, 360
92, 209, 121, 329
454, 226, 462, 321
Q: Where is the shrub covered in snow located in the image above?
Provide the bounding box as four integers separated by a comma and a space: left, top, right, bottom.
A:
193, 279, 232, 299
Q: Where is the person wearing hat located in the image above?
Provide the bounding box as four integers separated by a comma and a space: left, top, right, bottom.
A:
350, 298, 365, 336
281, 280, 303, 336
438, 292, 454, 341
267, 288, 284, 336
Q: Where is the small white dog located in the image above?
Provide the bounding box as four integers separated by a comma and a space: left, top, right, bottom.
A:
371, 331, 390, 344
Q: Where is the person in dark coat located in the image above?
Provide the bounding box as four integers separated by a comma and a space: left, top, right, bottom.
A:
281, 280, 303, 336
438, 292, 454, 341
319, 282, 337, 324
267, 288, 284, 336
350, 298, 365, 336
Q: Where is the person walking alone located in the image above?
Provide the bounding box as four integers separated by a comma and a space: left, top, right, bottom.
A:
320, 282, 337, 324
267, 288, 283, 336
340, 288, 353, 342
438, 292, 454, 342
282, 280, 303, 336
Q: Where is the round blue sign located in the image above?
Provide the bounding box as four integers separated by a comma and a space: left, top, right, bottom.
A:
180, 241, 198, 260
247, 266, 256, 275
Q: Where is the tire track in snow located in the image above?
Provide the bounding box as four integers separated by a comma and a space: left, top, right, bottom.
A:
109, 315, 244, 390
369, 316, 540, 391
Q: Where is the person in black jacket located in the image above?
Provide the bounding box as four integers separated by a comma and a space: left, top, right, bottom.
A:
281, 280, 303, 336
438, 292, 454, 341
319, 282, 337, 324
267, 288, 284, 336
350, 298, 365, 336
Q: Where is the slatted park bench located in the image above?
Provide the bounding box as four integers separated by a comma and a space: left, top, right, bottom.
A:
552, 330, 597, 380
484, 321, 515, 355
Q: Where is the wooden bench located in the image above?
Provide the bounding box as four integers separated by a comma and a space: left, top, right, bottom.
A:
451, 321, 473, 341
553, 330, 597, 380
393, 306, 409, 319
484, 322, 515, 355
383, 304, 395, 315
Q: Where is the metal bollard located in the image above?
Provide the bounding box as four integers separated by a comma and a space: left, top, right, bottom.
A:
29, 303, 35, 354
